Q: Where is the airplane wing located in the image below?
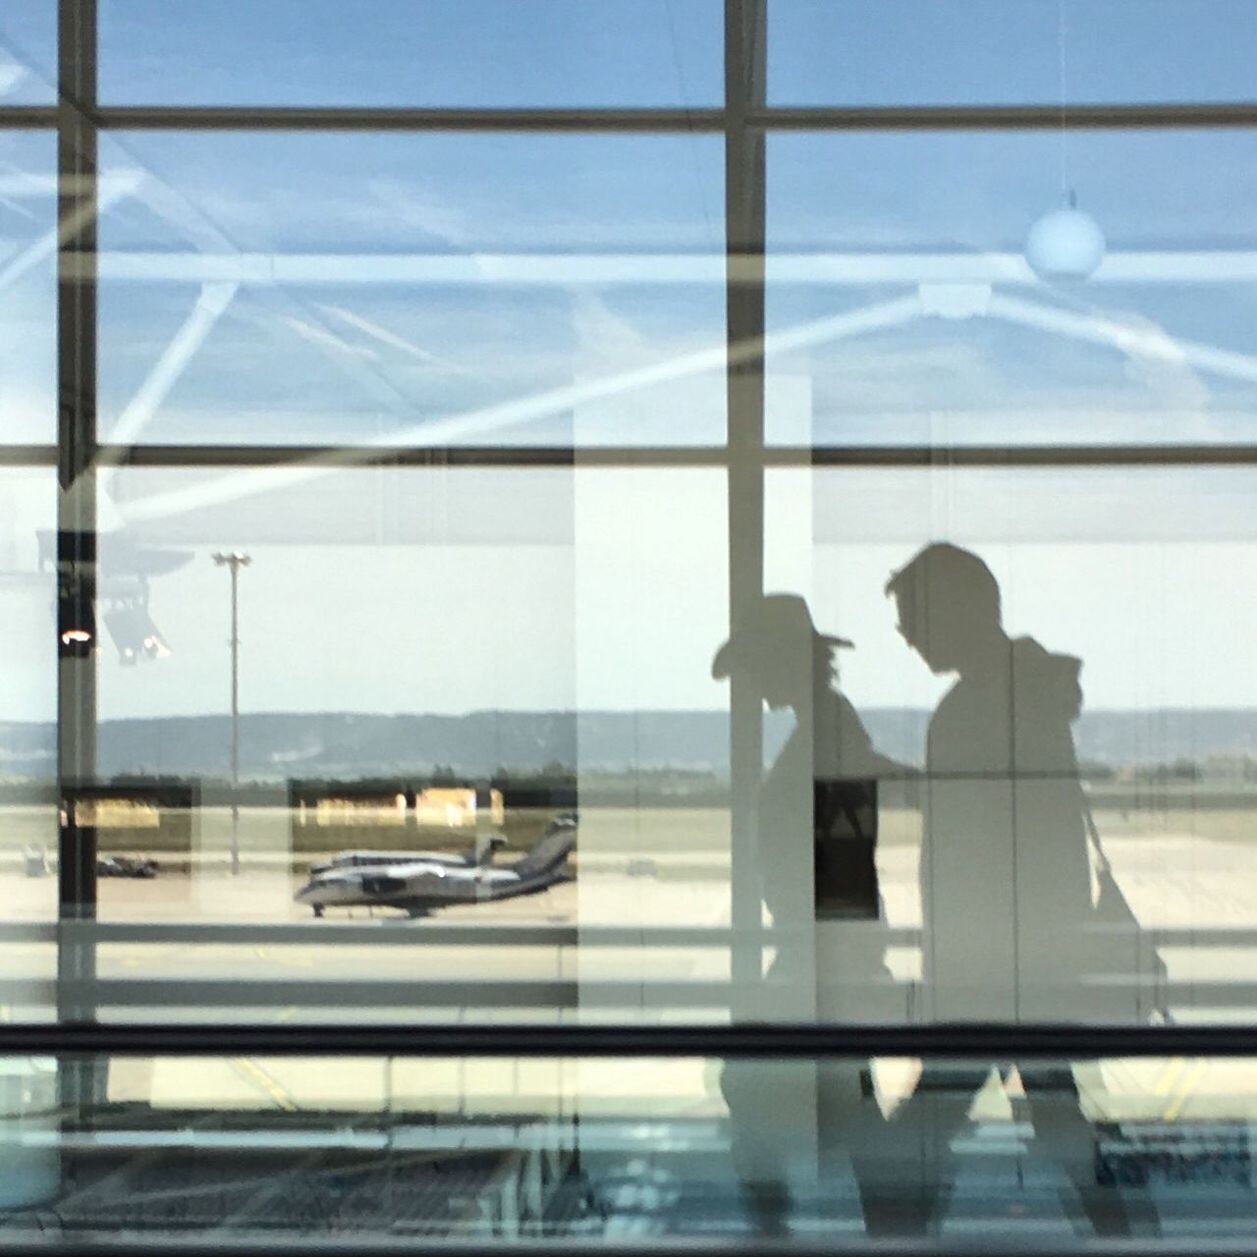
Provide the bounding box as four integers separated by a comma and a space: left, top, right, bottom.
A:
380, 860, 448, 880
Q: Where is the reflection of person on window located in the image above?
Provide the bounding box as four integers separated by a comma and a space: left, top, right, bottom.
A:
712, 593, 901, 985
711, 593, 903, 1233
885, 543, 1093, 1021
879, 543, 1145, 1238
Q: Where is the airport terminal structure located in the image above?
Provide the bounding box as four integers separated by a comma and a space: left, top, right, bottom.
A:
4, 0, 1257, 1251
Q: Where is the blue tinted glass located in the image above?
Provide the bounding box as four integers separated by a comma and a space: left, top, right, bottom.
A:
100, 0, 723, 108
0, 0, 55, 105
0, 130, 55, 444
766, 129, 1257, 448
770, 0, 1257, 107
97, 130, 726, 447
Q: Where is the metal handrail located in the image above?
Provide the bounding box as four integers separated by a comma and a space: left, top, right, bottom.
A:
2, 1239, 1256, 1257
2, 1021, 1257, 1058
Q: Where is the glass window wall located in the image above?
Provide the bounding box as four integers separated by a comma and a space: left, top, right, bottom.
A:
5, 0, 1257, 1246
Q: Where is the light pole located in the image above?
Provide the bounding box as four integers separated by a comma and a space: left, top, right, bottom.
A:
212, 552, 251, 875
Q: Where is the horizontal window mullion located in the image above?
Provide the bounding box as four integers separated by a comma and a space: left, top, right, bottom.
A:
751, 101, 1257, 131
0, 106, 58, 128
92, 444, 1257, 471
778, 444, 1257, 468
91, 106, 727, 132
98, 444, 726, 469
58, 102, 1257, 133
0, 444, 58, 466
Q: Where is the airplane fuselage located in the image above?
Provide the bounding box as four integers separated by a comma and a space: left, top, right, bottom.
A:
295, 817, 576, 918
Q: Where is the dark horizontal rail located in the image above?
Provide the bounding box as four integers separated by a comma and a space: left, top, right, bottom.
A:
2, 1020, 1257, 1058
17, 442, 1257, 471
94, 444, 724, 469
0, 106, 57, 127
4, 1240, 1257, 1257
795, 444, 1257, 468
752, 101, 1257, 131
0, 443, 58, 466
43, 100, 1257, 134
92, 106, 727, 132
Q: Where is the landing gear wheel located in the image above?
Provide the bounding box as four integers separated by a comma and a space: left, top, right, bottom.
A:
312, 904, 324, 918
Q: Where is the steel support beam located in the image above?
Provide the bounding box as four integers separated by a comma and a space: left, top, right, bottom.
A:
723, 0, 767, 1005
55, 0, 99, 1041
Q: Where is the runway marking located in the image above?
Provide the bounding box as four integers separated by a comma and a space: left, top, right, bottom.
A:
1163, 1059, 1208, 1122
230, 1056, 298, 1112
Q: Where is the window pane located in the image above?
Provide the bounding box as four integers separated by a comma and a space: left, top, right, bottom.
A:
765, 463, 1257, 1026
767, 129, 1257, 448
98, 132, 726, 447
571, 467, 731, 1021
91, 463, 730, 1025
0, 130, 55, 445
0, 468, 56, 1021
99, 0, 722, 108
0, 1, 55, 106
770, 0, 1257, 107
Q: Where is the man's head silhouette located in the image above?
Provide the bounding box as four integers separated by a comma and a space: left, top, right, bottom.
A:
885, 543, 1004, 676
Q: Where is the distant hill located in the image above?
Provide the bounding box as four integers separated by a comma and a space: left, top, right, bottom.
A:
5, 707, 1257, 781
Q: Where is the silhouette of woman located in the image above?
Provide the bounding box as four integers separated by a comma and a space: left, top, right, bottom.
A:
711, 593, 903, 1232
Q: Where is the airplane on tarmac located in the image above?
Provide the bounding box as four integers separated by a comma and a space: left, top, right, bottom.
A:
306, 832, 508, 878
295, 814, 577, 918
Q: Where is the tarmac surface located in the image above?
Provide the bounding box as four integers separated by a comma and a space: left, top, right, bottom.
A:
2, 823, 1257, 1126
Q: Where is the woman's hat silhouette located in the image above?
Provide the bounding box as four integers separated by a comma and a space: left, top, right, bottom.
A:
711, 593, 853, 680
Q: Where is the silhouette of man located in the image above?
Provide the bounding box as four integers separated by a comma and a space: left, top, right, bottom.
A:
881, 543, 1141, 1236
712, 593, 902, 1232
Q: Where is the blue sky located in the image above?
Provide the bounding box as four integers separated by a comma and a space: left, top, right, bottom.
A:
0, 2, 54, 104
770, 0, 1257, 107
80, 1, 1257, 112
96, 0, 723, 109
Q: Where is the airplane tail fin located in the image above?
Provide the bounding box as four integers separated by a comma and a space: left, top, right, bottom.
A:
512, 813, 577, 880
473, 833, 508, 866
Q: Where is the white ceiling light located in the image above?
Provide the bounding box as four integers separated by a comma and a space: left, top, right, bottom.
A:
1026, 2, 1107, 282
1025, 192, 1107, 281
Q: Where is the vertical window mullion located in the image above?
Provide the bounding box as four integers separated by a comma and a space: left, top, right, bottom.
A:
56, 0, 100, 1025
724, 0, 768, 1005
